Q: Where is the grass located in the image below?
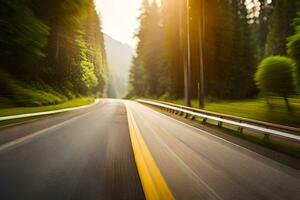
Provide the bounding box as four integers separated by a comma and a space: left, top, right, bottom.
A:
0, 97, 94, 117
163, 97, 300, 127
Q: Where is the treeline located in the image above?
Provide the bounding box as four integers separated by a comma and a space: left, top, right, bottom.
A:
128, 0, 300, 100
0, 0, 107, 106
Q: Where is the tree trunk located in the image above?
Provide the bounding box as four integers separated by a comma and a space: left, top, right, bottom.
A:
284, 96, 291, 111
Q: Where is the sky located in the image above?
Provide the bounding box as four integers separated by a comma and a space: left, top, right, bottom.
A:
94, 0, 143, 48
95, 0, 264, 47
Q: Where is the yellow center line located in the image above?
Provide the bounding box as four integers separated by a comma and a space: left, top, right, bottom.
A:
125, 102, 175, 200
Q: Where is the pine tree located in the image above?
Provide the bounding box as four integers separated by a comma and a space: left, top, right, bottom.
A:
161, 0, 184, 98
128, 0, 168, 97
265, 0, 300, 56
128, 0, 149, 97
0, 0, 49, 76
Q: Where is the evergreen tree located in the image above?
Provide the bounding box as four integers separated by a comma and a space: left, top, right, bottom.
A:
287, 13, 300, 87
265, 0, 300, 56
128, 0, 149, 97
0, 0, 49, 76
161, 0, 184, 98
1, 0, 108, 105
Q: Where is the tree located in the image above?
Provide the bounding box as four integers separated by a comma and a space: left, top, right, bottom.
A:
265, 0, 300, 56
127, 0, 149, 97
255, 56, 297, 108
161, 0, 184, 98
0, 0, 49, 75
250, 0, 273, 60
32, 0, 107, 96
128, 1, 168, 98
199, 0, 257, 99
1, 0, 108, 106
142, 2, 168, 97
287, 13, 300, 86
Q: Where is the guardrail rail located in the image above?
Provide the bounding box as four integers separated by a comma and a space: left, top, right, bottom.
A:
137, 99, 300, 142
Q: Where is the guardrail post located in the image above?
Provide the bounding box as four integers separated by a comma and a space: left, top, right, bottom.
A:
218, 117, 223, 127
263, 133, 270, 142
238, 120, 244, 134
191, 115, 195, 120
202, 118, 207, 123
218, 121, 223, 127
238, 127, 244, 134
184, 113, 188, 118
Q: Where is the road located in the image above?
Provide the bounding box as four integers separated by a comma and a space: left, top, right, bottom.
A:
0, 99, 300, 200
0, 100, 144, 200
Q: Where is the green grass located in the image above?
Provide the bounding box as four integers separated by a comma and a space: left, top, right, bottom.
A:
0, 97, 94, 117
163, 97, 300, 127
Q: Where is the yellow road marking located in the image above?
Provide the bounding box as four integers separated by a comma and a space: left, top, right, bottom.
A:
126, 102, 175, 200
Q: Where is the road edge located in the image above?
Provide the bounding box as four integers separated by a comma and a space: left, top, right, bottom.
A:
0, 98, 100, 121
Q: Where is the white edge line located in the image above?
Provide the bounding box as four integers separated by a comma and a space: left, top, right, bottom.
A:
0, 112, 91, 152
0, 99, 100, 121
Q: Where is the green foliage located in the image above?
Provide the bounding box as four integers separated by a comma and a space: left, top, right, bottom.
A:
265, 0, 300, 56
129, 0, 258, 99
0, 70, 67, 107
71, 34, 98, 94
207, 0, 257, 98
255, 56, 297, 98
128, 0, 300, 101
0, 0, 49, 59
0, 0, 49, 78
128, 1, 168, 98
0, 0, 108, 106
287, 13, 300, 82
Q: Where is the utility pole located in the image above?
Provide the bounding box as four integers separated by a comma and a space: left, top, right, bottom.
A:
198, 0, 205, 108
180, 0, 191, 107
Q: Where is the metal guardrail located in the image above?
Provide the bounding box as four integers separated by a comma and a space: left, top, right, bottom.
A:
137, 99, 300, 142
0, 99, 100, 121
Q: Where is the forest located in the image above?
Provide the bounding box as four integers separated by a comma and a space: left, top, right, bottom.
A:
0, 0, 108, 107
128, 0, 300, 104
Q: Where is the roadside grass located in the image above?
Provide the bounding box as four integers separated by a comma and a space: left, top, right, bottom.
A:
0, 97, 94, 117
164, 97, 300, 127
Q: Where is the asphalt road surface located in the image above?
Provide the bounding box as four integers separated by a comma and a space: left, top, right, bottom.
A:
0, 100, 144, 200
0, 99, 300, 200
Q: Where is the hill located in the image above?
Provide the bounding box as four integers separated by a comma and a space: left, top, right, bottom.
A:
104, 34, 134, 98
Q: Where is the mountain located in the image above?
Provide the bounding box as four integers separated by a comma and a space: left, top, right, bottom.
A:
104, 34, 134, 98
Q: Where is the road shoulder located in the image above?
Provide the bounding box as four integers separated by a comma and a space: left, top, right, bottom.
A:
149, 105, 300, 170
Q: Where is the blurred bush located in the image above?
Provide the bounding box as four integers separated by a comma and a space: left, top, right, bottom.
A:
0, 70, 68, 107
255, 56, 297, 108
